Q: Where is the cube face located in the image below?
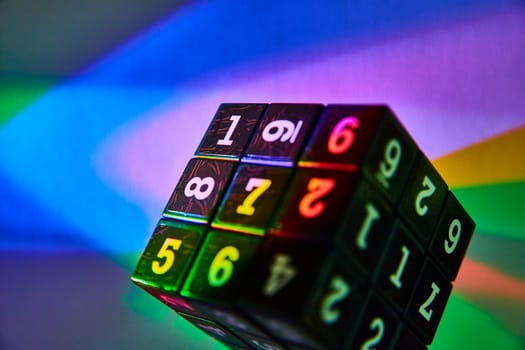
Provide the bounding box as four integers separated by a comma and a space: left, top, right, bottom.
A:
181, 230, 262, 303
131, 220, 205, 292
243, 103, 323, 165
165, 158, 236, 222
196, 103, 267, 159
132, 103, 474, 350
213, 164, 293, 235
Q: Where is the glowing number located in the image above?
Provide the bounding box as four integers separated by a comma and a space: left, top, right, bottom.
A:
389, 245, 410, 289
236, 178, 272, 216
208, 246, 239, 287
262, 119, 303, 143
320, 275, 350, 325
152, 238, 182, 275
444, 219, 461, 254
217, 115, 241, 146
263, 254, 296, 296
184, 176, 215, 200
360, 317, 385, 350
327, 116, 359, 154
375, 138, 402, 188
298, 178, 335, 219
355, 203, 381, 250
419, 282, 440, 322
415, 176, 436, 216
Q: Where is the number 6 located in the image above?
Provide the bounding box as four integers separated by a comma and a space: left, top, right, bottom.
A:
208, 246, 239, 287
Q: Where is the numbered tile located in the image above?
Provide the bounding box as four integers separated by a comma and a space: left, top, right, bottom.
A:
399, 154, 448, 246
271, 167, 359, 238
244, 103, 323, 165
299, 105, 417, 205
213, 164, 293, 235
240, 236, 329, 348
363, 111, 418, 206
390, 327, 427, 350
181, 229, 262, 303
348, 294, 399, 350
375, 222, 425, 313
304, 258, 368, 349
165, 158, 236, 222
178, 313, 250, 349
131, 219, 205, 292
430, 192, 475, 280
406, 260, 452, 345
196, 103, 267, 159
337, 178, 395, 274
240, 236, 364, 349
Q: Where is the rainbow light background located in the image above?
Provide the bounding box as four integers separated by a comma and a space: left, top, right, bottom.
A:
0, 1, 524, 349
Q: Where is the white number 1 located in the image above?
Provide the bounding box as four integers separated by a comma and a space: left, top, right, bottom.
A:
217, 115, 241, 146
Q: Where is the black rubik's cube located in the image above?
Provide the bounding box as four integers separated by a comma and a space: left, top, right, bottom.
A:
131, 104, 475, 350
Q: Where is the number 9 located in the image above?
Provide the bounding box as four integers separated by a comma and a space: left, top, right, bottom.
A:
444, 219, 461, 254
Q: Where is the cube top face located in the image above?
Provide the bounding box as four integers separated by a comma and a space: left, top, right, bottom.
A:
131, 219, 205, 292
196, 103, 267, 160
243, 103, 323, 165
133, 103, 475, 350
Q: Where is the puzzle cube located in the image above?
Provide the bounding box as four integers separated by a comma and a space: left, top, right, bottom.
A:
131, 103, 475, 350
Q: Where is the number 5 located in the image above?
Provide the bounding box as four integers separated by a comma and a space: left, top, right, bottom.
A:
152, 238, 182, 275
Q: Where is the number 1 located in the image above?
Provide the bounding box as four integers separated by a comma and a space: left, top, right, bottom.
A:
355, 203, 380, 250
217, 115, 241, 146
389, 245, 410, 289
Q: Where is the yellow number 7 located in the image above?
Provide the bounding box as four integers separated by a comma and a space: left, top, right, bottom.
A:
236, 178, 272, 216
152, 238, 182, 275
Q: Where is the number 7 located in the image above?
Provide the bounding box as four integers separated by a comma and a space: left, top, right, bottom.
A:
236, 178, 272, 216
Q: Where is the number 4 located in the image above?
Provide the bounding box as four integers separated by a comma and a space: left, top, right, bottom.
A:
263, 254, 296, 297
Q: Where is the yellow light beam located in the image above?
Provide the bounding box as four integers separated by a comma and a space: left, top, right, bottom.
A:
433, 125, 525, 188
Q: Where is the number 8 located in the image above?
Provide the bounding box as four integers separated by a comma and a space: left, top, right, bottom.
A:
184, 176, 215, 200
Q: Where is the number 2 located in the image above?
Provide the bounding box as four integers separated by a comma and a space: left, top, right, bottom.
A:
152, 238, 182, 275
360, 317, 385, 350
419, 282, 440, 321
320, 275, 350, 325
298, 178, 335, 218
415, 176, 436, 216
